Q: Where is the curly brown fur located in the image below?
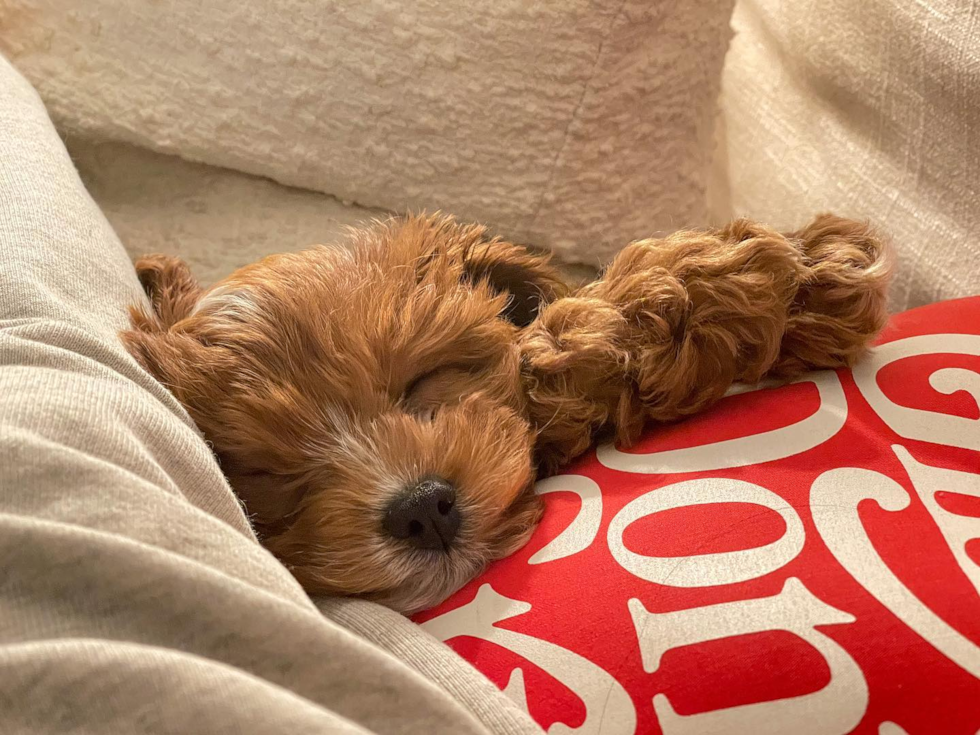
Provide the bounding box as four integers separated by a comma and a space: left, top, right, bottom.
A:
121, 212, 890, 612
771, 214, 891, 376
522, 214, 891, 470
130, 253, 203, 330
123, 215, 553, 613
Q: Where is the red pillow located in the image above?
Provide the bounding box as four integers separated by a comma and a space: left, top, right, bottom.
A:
414, 297, 980, 735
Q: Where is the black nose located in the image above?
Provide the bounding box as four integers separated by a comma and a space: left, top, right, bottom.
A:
383, 477, 460, 551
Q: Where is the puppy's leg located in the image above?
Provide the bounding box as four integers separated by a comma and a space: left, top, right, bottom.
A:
130, 254, 202, 332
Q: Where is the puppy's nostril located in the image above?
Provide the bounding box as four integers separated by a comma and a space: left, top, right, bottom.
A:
382, 477, 460, 551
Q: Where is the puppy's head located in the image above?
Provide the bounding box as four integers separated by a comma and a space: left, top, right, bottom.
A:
123, 215, 566, 613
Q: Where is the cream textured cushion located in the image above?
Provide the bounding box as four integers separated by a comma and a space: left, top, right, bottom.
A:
67, 137, 383, 287
0, 53, 540, 735
714, 0, 980, 310
1, 0, 734, 263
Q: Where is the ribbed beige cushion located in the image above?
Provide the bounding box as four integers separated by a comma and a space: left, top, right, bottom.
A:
714, 0, 980, 310
0, 53, 540, 735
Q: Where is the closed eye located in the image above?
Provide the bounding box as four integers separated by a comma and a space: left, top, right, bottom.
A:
402, 365, 476, 419
403, 369, 438, 402
403, 364, 472, 398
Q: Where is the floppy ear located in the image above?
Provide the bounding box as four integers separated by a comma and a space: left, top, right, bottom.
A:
121, 254, 215, 404
770, 213, 891, 376
460, 236, 569, 327
520, 215, 891, 473
129, 254, 203, 331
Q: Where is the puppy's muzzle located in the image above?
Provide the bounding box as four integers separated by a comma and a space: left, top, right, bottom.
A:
383, 477, 460, 551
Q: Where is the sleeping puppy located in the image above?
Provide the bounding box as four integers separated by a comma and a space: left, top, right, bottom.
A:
122, 213, 890, 613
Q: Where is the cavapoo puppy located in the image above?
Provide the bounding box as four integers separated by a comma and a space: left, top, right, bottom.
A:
122, 213, 890, 613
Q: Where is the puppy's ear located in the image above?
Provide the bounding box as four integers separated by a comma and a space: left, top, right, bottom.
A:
130, 254, 203, 331
121, 254, 212, 401
772, 214, 891, 376
520, 214, 891, 472
462, 237, 569, 327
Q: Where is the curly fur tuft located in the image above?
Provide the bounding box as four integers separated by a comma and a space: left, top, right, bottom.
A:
772, 214, 892, 376
522, 214, 892, 469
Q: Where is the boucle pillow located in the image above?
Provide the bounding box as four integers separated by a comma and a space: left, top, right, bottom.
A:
1, 0, 734, 263
712, 0, 980, 311
416, 296, 980, 735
